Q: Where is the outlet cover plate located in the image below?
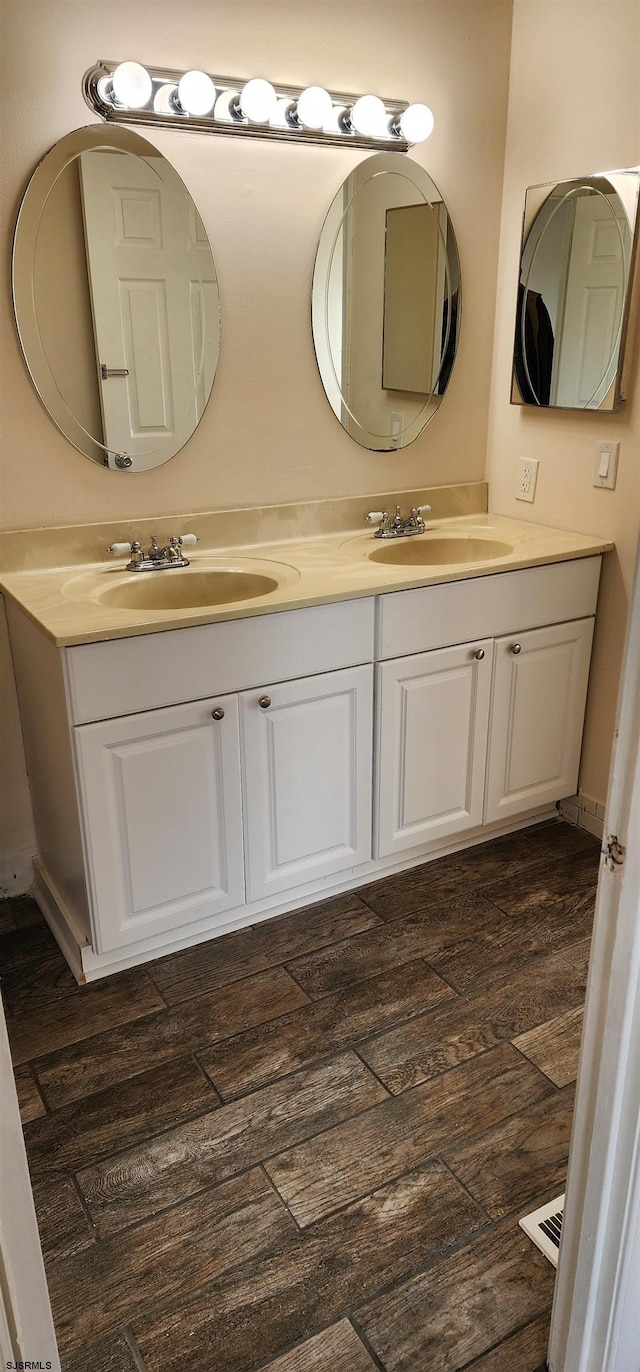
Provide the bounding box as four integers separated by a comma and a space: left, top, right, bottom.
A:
593, 441, 619, 489
517, 457, 539, 503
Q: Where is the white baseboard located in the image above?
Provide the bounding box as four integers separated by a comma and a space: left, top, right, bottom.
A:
558, 793, 605, 840
0, 849, 36, 898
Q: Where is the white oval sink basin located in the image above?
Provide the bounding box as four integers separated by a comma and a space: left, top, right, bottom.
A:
99, 568, 279, 612
368, 536, 514, 567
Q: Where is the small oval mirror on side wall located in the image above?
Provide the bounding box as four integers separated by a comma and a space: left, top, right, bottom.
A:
312, 153, 461, 451
511, 170, 640, 412
13, 125, 221, 471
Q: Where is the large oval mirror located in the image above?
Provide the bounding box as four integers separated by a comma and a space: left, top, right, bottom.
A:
511, 171, 640, 411
13, 126, 220, 471
312, 153, 461, 451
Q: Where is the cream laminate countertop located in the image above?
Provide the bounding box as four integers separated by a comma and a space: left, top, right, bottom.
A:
0, 511, 613, 648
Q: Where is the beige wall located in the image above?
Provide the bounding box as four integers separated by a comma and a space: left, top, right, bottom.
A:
0, 0, 512, 529
487, 0, 640, 806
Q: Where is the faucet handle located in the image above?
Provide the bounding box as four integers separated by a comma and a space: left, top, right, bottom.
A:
178, 534, 198, 546
107, 541, 134, 556
415, 505, 432, 517
365, 511, 386, 525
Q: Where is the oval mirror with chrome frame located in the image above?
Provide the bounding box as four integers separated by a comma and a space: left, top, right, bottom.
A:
13, 125, 221, 471
312, 153, 461, 451
511, 169, 640, 411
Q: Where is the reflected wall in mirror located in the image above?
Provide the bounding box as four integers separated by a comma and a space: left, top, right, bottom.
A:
312, 153, 461, 450
13, 126, 220, 470
512, 170, 640, 411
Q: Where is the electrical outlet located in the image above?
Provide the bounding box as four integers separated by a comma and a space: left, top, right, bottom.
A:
517, 457, 539, 503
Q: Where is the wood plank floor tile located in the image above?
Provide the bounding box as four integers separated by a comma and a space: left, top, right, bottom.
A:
77, 1051, 387, 1236
459, 1311, 551, 1371
521, 818, 600, 861
34, 1178, 95, 1261
0, 904, 15, 934
264, 1042, 553, 1227
485, 846, 599, 919
201, 960, 454, 1100
46, 1168, 294, 1357
132, 1160, 485, 1372
429, 860, 598, 995
149, 894, 381, 1006
444, 1086, 575, 1220
356, 856, 472, 921
284, 891, 503, 1000
0, 919, 61, 974
13, 1061, 46, 1122
513, 1005, 584, 1086
34, 967, 308, 1109
2, 946, 87, 1015
24, 1055, 219, 1186
61, 1330, 143, 1372
561, 938, 591, 978
446, 830, 555, 886
8, 965, 166, 1066
357, 1220, 555, 1372
256, 1320, 378, 1372
6, 895, 46, 928
359, 951, 586, 1094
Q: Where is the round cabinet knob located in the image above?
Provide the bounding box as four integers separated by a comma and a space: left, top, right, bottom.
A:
211, 707, 225, 721
511, 643, 522, 655
258, 695, 272, 709
474, 648, 485, 660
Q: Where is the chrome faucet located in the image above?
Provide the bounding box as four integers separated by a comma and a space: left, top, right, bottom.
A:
365, 504, 432, 539
106, 533, 199, 571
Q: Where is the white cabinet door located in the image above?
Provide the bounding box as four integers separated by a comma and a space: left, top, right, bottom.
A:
75, 695, 245, 953
375, 640, 494, 858
241, 665, 373, 901
485, 618, 595, 824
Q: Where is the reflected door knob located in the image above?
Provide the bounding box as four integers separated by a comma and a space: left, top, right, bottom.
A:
511, 643, 522, 655
474, 648, 485, 660
258, 695, 272, 709
211, 707, 225, 720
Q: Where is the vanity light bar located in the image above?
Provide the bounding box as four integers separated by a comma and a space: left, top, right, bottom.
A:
83, 61, 435, 151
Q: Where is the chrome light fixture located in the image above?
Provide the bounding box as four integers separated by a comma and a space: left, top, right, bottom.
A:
84, 60, 435, 151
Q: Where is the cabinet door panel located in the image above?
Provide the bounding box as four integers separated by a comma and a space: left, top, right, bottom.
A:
485, 618, 595, 823
375, 641, 493, 858
242, 665, 373, 901
75, 696, 244, 952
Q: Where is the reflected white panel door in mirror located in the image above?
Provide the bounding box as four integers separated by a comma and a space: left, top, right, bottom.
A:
511, 169, 639, 412
485, 620, 594, 823
241, 666, 373, 901
74, 695, 245, 953
553, 193, 628, 407
13, 125, 221, 470
375, 642, 493, 858
79, 150, 217, 469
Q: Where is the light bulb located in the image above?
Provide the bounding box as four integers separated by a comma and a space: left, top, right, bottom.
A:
350, 94, 387, 138
177, 70, 216, 116
296, 85, 332, 130
239, 78, 278, 123
111, 62, 152, 110
399, 103, 435, 143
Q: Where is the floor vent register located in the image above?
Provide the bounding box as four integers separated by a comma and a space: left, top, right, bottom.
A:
519, 1194, 565, 1268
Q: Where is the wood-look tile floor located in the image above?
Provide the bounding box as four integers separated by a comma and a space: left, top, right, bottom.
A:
2, 820, 601, 1372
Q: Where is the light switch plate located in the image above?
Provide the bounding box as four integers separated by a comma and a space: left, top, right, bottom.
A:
516, 457, 539, 503
593, 441, 620, 489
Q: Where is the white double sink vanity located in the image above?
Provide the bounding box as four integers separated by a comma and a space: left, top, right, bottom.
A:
0, 486, 611, 983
